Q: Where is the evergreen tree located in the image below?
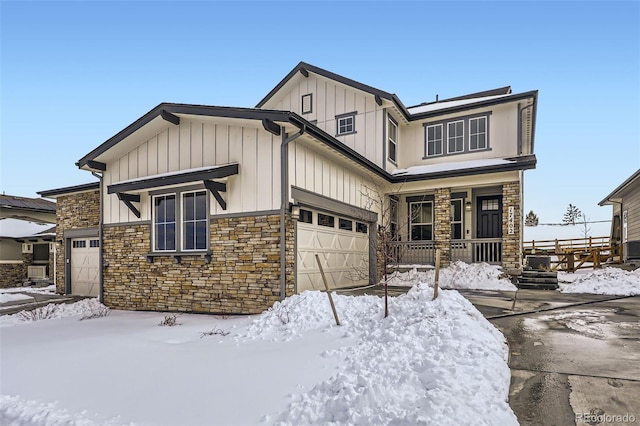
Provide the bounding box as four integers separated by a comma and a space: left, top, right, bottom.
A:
563, 204, 582, 225
525, 210, 539, 227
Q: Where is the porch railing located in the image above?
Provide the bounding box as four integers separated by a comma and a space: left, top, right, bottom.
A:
387, 238, 502, 265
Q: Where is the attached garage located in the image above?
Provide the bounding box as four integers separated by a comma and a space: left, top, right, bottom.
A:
296, 205, 375, 292
69, 237, 100, 297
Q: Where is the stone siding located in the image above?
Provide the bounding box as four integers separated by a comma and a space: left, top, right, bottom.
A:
502, 181, 522, 274
0, 263, 26, 288
54, 190, 101, 293
434, 188, 452, 267
103, 214, 295, 314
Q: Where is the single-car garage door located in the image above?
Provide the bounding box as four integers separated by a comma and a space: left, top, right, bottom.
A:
297, 208, 369, 292
70, 238, 100, 297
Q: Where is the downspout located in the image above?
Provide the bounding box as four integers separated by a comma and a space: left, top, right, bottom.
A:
92, 171, 104, 303
279, 125, 305, 300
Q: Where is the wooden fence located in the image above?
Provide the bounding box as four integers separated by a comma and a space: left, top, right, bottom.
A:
523, 236, 620, 272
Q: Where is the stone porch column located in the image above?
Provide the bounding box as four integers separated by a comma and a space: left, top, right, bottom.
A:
434, 188, 451, 267
502, 181, 522, 275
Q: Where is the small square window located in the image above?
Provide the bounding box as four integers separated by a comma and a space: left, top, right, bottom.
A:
356, 222, 368, 234
336, 113, 356, 136
301, 93, 312, 114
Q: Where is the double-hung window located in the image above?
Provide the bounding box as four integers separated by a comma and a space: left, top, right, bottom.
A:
388, 116, 398, 164
426, 124, 443, 157
447, 120, 464, 154
336, 112, 356, 136
469, 116, 487, 150
153, 190, 208, 252
410, 201, 433, 240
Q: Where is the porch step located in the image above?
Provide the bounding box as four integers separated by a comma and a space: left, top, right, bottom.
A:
517, 269, 559, 290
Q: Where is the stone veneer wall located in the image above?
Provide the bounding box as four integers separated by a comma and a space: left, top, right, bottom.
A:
502, 181, 522, 274
434, 188, 451, 267
103, 214, 295, 314
0, 263, 26, 288
54, 190, 101, 293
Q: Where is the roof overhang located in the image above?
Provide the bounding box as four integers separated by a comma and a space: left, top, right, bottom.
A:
598, 169, 640, 206
38, 182, 100, 199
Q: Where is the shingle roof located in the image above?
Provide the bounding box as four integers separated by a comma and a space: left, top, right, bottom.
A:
0, 194, 56, 212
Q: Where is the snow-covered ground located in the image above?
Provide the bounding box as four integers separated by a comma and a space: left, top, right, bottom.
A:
385, 261, 517, 291
0, 287, 516, 426
0, 285, 56, 295
559, 267, 640, 296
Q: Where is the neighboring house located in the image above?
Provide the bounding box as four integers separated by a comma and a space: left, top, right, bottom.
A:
0, 194, 56, 287
39, 62, 537, 314
599, 169, 640, 263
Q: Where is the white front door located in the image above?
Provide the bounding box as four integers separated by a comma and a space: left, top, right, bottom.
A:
70, 238, 100, 297
297, 209, 369, 292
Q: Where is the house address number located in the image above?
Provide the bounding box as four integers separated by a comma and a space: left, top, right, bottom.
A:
507, 206, 515, 235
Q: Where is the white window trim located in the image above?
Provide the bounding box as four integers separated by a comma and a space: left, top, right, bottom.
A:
426, 124, 443, 157
180, 189, 209, 252
447, 120, 464, 154
152, 189, 209, 253
469, 116, 487, 151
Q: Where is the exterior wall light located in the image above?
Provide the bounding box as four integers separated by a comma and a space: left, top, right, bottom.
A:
465, 201, 472, 211
290, 203, 300, 220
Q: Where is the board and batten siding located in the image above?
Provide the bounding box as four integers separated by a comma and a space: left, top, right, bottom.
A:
288, 141, 378, 214
262, 74, 385, 170
103, 119, 280, 224
399, 103, 519, 170
622, 182, 640, 243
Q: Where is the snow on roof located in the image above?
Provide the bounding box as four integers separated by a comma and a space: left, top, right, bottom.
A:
392, 158, 514, 176
407, 94, 511, 115
0, 218, 55, 239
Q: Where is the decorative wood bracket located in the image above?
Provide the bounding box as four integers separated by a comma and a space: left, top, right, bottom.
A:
375, 94, 382, 106
116, 192, 141, 218
87, 160, 107, 171
300, 67, 309, 78
203, 180, 227, 210
262, 119, 281, 136
161, 109, 180, 125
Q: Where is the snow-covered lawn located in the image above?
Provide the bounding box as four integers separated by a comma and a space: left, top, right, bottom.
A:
0, 286, 516, 426
0, 284, 56, 295
385, 261, 517, 291
559, 267, 640, 296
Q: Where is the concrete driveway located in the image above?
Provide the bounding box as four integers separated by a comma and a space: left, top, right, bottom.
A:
342, 286, 640, 425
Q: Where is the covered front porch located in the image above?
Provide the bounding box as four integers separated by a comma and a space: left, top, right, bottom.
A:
381, 180, 522, 273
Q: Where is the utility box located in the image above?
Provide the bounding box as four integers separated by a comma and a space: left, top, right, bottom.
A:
526, 255, 551, 270
625, 241, 640, 260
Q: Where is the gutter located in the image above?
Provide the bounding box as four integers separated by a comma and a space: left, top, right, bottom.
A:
279, 124, 306, 300
91, 171, 104, 303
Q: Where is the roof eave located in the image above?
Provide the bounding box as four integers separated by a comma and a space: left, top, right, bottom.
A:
598, 169, 640, 206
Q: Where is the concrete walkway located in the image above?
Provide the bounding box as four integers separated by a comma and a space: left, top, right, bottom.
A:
0, 291, 85, 316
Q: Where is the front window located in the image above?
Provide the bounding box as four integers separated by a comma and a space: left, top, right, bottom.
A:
426, 124, 443, 157
182, 191, 207, 251
447, 120, 464, 154
389, 197, 398, 240
336, 113, 356, 136
410, 202, 433, 240
451, 199, 463, 239
470, 117, 487, 150
153, 190, 208, 252
388, 117, 398, 163
154, 195, 176, 251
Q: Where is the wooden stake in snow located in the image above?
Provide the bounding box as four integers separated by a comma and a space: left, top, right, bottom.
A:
432, 248, 441, 300
315, 254, 340, 326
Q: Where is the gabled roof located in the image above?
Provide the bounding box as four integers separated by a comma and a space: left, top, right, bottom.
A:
255, 61, 408, 113
598, 169, 640, 206
256, 62, 536, 123
0, 194, 56, 213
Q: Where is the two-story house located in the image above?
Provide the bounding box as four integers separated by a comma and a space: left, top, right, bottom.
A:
39, 62, 537, 314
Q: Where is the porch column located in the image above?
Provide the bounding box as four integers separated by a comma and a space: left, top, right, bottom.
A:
434, 188, 451, 267
502, 181, 522, 275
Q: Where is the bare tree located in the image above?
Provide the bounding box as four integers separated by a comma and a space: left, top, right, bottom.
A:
580, 212, 592, 238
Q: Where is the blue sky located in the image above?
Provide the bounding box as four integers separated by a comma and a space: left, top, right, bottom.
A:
1, 1, 639, 228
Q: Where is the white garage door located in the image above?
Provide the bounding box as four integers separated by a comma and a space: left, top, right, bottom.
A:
297, 209, 369, 292
70, 238, 100, 297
